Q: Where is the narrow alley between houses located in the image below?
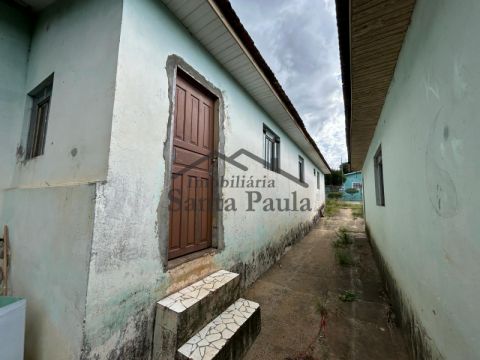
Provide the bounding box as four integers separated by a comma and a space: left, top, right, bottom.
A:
244, 203, 409, 360
2, 0, 478, 358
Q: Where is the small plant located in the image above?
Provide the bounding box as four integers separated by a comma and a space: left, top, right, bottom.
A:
327, 192, 342, 199
338, 290, 358, 302
315, 297, 328, 318
335, 248, 354, 266
325, 199, 340, 217
338, 226, 349, 233
315, 296, 328, 338
338, 202, 364, 218
345, 188, 359, 201
332, 229, 352, 248
345, 188, 359, 195
352, 206, 363, 218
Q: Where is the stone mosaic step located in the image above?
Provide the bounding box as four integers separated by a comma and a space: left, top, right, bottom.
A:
177, 298, 261, 360
153, 270, 240, 360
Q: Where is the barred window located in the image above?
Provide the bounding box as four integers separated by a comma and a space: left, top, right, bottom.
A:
298, 156, 304, 182
26, 75, 54, 159
352, 182, 362, 190
374, 146, 385, 206
263, 125, 280, 172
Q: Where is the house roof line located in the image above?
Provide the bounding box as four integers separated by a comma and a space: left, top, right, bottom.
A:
335, 0, 352, 169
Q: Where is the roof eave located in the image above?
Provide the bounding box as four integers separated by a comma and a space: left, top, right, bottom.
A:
161, 0, 331, 174
335, 0, 415, 171
335, 0, 352, 169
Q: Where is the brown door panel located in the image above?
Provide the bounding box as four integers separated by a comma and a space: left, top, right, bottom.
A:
171, 164, 211, 178
173, 146, 210, 171
169, 170, 212, 259
173, 140, 211, 156
168, 72, 215, 260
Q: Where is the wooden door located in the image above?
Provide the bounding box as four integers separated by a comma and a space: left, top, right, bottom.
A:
168, 72, 215, 260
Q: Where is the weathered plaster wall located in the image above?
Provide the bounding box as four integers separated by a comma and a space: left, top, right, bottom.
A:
10, 0, 122, 187
362, 0, 480, 358
2, 184, 96, 360
0, 2, 31, 207
83, 0, 326, 358
0, 0, 122, 359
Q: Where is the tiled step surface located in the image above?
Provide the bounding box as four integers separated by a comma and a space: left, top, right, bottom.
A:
177, 298, 261, 360
153, 270, 240, 360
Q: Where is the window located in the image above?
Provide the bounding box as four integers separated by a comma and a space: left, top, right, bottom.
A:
374, 146, 385, 206
298, 156, 304, 182
352, 182, 362, 190
26, 75, 53, 159
263, 125, 280, 172
317, 171, 320, 190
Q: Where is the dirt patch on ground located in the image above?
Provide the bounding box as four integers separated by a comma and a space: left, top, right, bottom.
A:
242, 207, 409, 360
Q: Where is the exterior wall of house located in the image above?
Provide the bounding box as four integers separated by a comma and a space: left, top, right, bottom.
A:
362, 0, 480, 358
0, 0, 122, 359
342, 172, 363, 201
0, 2, 31, 208
82, 0, 326, 358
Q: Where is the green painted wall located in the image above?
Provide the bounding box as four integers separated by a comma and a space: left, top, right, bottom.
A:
0, 2, 31, 206
0, 1, 122, 359
82, 0, 326, 357
1, 1, 327, 358
342, 172, 362, 201
362, 0, 480, 358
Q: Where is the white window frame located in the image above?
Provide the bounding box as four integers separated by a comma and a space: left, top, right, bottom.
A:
352, 182, 362, 190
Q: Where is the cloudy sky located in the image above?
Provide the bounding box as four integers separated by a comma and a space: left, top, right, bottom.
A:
230, 0, 346, 169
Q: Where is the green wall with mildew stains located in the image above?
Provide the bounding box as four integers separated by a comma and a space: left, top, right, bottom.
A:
362, 0, 480, 358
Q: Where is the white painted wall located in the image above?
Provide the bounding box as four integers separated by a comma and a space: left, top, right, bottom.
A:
362, 0, 480, 358
83, 0, 326, 357
0, 0, 122, 359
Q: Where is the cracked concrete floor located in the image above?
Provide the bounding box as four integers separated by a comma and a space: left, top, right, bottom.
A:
243, 208, 410, 360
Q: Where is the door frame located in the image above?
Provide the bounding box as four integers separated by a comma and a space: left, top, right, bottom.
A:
158, 55, 226, 269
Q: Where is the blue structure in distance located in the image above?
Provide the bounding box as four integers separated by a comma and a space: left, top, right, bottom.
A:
342, 171, 363, 201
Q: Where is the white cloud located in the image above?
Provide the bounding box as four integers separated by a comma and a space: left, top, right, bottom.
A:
230, 0, 347, 169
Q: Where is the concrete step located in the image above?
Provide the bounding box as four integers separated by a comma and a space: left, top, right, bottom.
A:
153, 270, 240, 360
177, 298, 261, 360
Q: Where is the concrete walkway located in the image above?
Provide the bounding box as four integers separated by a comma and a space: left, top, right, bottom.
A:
243, 208, 409, 360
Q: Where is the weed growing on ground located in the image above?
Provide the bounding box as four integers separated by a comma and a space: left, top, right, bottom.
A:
325, 200, 364, 218
351, 206, 363, 218
332, 229, 352, 248
338, 201, 363, 218
325, 199, 341, 217
338, 290, 358, 302
335, 248, 355, 266
315, 297, 329, 318
315, 295, 329, 340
